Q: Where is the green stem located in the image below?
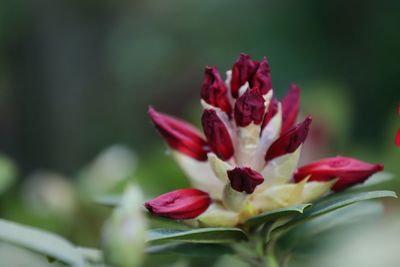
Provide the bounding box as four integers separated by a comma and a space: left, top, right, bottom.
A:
265, 238, 279, 267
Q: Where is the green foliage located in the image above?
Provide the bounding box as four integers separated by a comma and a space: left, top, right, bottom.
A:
147, 228, 248, 244
245, 204, 311, 227
0, 219, 87, 267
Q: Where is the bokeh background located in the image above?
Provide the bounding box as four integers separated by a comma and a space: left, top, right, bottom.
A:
0, 0, 400, 266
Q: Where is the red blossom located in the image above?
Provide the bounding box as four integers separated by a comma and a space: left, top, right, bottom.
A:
396, 128, 400, 148
265, 116, 312, 162
234, 88, 265, 127
230, 53, 259, 98
262, 97, 279, 129
144, 188, 211, 219
294, 156, 384, 191
148, 107, 208, 161
250, 57, 272, 95
201, 67, 232, 114
281, 84, 300, 134
201, 109, 234, 160
227, 167, 264, 194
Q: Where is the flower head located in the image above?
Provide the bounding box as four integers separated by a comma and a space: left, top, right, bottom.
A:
146, 53, 384, 226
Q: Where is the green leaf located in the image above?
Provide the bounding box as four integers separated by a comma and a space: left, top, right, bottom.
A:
278, 201, 383, 255
0, 219, 86, 267
346, 172, 394, 191
245, 204, 311, 227
274, 190, 397, 233
146, 242, 234, 257
147, 228, 248, 244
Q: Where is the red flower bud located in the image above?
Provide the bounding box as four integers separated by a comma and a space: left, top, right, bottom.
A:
265, 116, 312, 162
234, 88, 265, 127
230, 53, 259, 98
395, 128, 400, 148
281, 84, 300, 134
227, 167, 264, 194
250, 57, 272, 95
201, 109, 234, 160
201, 67, 232, 114
294, 156, 384, 191
144, 188, 211, 219
149, 107, 208, 161
262, 97, 278, 129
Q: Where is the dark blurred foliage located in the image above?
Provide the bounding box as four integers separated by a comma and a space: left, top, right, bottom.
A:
1, 0, 399, 174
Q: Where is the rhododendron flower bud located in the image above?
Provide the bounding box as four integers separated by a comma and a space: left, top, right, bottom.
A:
148, 107, 208, 161
201, 109, 234, 160
230, 53, 259, 98
262, 97, 278, 129
396, 128, 400, 148
145, 188, 211, 220
227, 167, 264, 194
265, 116, 312, 162
201, 67, 232, 114
294, 156, 384, 191
281, 83, 300, 134
250, 57, 272, 95
234, 88, 265, 127
147, 53, 386, 227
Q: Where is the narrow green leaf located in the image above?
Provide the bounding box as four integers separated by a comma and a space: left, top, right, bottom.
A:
274, 190, 397, 233
0, 219, 86, 267
245, 204, 311, 227
147, 228, 248, 244
277, 201, 384, 256
146, 242, 234, 257
346, 172, 394, 191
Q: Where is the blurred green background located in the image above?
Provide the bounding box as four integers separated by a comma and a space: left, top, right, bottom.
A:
0, 0, 400, 266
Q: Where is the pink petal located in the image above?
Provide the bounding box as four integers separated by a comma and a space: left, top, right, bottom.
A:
294, 156, 384, 191
144, 188, 211, 220
149, 107, 208, 161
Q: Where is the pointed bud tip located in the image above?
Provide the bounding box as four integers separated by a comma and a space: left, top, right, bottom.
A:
227, 167, 264, 194
202, 109, 234, 160
234, 87, 265, 127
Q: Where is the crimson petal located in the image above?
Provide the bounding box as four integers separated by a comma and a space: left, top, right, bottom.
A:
230, 53, 259, 98
144, 188, 211, 220
395, 128, 400, 148
227, 167, 264, 194
281, 84, 300, 134
201, 66, 232, 114
265, 116, 312, 162
294, 156, 384, 191
201, 109, 234, 160
149, 107, 208, 161
250, 57, 272, 95
262, 97, 279, 129
234, 88, 265, 127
